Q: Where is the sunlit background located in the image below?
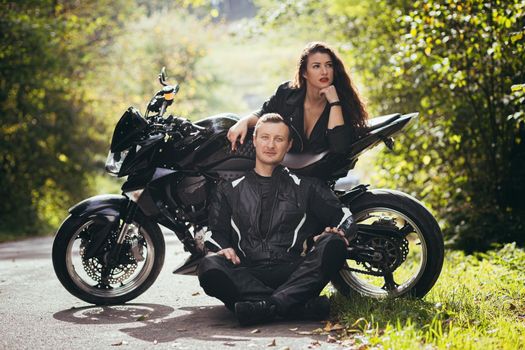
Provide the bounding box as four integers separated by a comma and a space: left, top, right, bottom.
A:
1, 0, 524, 252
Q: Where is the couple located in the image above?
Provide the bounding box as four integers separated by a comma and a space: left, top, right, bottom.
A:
197, 42, 366, 326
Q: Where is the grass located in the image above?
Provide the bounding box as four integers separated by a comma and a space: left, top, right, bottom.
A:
327, 243, 525, 349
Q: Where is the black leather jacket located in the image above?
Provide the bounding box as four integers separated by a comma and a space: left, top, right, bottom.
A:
206, 166, 355, 265
253, 81, 356, 154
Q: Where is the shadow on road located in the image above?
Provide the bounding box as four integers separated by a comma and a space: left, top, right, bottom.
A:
53, 303, 175, 324
53, 303, 324, 344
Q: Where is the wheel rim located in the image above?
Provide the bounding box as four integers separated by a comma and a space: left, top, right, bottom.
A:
339, 207, 428, 298
65, 220, 156, 299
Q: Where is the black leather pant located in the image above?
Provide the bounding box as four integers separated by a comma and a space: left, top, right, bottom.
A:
197, 234, 347, 314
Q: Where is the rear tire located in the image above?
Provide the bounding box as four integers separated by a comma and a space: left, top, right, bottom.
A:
331, 189, 444, 298
52, 214, 165, 305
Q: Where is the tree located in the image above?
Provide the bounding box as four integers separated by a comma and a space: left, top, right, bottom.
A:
0, 0, 133, 234
254, 0, 525, 250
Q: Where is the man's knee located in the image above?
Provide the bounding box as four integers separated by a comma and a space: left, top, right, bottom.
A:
316, 233, 347, 251
198, 254, 228, 277
316, 234, 347, 274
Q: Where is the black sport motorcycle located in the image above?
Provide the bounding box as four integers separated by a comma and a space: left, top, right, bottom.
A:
52, 68, 444, 305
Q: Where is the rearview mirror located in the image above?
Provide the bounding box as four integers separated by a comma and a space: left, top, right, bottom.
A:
159, 67, 168, 86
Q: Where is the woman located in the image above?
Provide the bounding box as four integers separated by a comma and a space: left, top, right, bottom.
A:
227, 42, 368, 154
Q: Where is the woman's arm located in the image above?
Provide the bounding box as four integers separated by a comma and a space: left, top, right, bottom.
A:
226, 113, 259, 151
320, 85, 345, 129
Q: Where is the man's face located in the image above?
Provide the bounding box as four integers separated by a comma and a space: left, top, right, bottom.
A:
253, 122, 292, 166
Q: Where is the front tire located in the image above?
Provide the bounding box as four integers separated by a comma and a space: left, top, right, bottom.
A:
52, 214, 165, 305
332, 189, 444, 298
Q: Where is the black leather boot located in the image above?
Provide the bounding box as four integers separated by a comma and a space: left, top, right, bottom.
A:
234, 300, 277, 326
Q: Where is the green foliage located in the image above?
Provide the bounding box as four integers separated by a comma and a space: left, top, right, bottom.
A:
328, 243, 525, 349
256, 0, 525, 251
0, 0, 134, 234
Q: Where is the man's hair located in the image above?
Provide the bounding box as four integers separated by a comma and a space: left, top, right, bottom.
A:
253, 113, 292, 141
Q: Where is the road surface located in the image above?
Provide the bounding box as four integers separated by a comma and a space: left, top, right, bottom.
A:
0, 233, 343, 349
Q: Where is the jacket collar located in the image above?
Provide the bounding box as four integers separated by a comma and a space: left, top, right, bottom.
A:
249, 164, 286, 179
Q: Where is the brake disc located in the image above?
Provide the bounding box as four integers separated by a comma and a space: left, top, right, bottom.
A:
79, 233, 138, 285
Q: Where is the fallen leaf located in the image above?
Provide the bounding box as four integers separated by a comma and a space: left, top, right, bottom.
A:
267, 339, 276, 347
111, 341, 124, 346
311, 340, 321, 346
176, 328, 187, 332
311, 328, 325, 334
279, 347, 290, 350
297, 331, 312, 335
192, 292, 200, 296
136, 314, 149, 321
288, 327, 298, 331
153, 339, 158, 345
326, 335, 337, 343
250, 329, 260, 334
223, 342, 235, 347
324, 322, 345, 332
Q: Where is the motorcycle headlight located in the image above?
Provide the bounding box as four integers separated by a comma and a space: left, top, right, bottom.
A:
105, 149, 129, 176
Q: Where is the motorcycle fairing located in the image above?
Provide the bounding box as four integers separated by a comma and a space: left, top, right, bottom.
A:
110, 107, 148, 153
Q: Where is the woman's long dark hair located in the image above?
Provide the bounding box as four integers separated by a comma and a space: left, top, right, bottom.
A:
291, 42, 368, 133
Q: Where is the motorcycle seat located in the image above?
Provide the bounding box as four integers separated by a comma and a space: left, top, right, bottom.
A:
282, 151, 329, 169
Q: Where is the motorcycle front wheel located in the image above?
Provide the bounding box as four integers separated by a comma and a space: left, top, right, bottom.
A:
332, 189, 444, 299
52, 214, 165, 305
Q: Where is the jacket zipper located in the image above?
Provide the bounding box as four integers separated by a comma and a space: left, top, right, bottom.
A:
253, 176, 267, 251
263, 177, 280, 252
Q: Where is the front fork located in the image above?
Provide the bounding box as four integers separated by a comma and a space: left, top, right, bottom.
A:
104, 200, 138, 271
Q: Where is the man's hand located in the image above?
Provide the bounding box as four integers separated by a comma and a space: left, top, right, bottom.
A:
313, 227, 349, 246
217, 248, 241, 265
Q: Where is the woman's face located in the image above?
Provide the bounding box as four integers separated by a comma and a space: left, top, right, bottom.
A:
303, 52, 334, 90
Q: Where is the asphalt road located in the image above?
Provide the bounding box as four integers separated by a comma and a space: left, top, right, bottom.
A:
0, 233, 342, 350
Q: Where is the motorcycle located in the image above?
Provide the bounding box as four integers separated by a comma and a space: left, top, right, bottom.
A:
52, 68, 444, 305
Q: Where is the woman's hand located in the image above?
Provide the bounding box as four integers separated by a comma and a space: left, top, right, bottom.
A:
217, 248, 241, 265
319, 85, 340, 104
313, 226, 349, 246
227, 118, 252, 151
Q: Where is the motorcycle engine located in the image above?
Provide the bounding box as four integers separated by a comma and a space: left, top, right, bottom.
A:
174, 176, 208, 221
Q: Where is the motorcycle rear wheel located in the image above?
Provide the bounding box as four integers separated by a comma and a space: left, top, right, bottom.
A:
52, 214, 165, 305
332, 189, 444, 299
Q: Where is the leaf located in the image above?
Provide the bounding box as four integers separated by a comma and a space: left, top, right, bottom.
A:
288, 327, 298, 331
310, 340, 321, 346
136, 314, 149, 321
267, 339, 276, 347
192, 292, 200, 296
326, 335, 338, 343
250, 329, 260, 334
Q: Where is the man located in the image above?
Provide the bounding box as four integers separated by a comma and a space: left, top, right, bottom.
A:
199, 113, 356, 326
